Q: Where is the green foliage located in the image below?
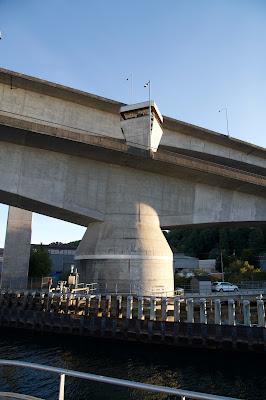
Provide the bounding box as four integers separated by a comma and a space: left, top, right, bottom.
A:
224, 259, 266, 282
59, 269, 71, 281
29, 245, 52, 278
248, 228, 264, 253
166, 225, 266, 281
165, 226, 266, 262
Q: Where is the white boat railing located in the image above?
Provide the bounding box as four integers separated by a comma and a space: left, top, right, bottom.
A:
0, 359, 242, 400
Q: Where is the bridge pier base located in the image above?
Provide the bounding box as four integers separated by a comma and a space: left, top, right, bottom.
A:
1, 207, 32, 289
75, 205, 174, 296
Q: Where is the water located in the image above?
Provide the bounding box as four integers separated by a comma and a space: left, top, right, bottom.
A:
0, 329, 264, 399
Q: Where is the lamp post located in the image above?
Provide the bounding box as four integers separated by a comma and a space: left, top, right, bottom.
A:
218, 107, 230, 137
126, 73, 133, 103
144, 80, 151, 149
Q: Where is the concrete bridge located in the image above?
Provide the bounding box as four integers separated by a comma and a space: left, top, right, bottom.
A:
0, 68, 266, 293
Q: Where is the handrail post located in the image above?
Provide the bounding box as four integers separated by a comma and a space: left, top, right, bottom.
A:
59, 373, 65, 400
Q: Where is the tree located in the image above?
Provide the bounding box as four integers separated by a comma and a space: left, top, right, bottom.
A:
29, 245, 52, 277
248, 228, 264, 254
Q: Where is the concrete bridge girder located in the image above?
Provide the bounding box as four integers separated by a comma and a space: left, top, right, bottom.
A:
1, 138, 266, 293
1, 139, 266, 227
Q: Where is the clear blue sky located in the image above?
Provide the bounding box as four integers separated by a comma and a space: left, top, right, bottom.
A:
0, 0, 265, 246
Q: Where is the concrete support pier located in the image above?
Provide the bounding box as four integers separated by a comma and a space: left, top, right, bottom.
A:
1, 207, 32, 289
75, 204, 174, 296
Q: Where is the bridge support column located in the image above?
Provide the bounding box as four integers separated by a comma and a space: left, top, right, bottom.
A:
75, 205, 174, 296
1, 207, 32, 289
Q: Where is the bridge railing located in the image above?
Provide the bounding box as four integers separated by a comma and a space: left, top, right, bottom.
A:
0, 359, 242, 400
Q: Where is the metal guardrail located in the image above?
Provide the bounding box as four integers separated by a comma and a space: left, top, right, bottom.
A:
0, 359, 242, 400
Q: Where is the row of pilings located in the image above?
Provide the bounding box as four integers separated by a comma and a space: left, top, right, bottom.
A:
0, 291, 265, 352
0, 291, 265, 325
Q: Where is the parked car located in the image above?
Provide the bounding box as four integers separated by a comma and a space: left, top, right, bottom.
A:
212, 281, 239, 292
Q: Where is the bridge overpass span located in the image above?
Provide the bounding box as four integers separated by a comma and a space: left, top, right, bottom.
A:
0, 68, 265, 293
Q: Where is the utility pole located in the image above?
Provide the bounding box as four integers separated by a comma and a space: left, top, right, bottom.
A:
220, 249, 224, 282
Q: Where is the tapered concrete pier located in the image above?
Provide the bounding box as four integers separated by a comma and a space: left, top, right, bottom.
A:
75, 205, 174, 296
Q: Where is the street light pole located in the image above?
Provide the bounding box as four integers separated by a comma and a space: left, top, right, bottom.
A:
144, 80, 151, 149
218, 107, 230, 137
126, 73, 133, 103
220, 249, 224, 282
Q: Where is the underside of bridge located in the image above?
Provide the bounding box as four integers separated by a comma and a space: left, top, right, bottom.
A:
0, 68, 266, 294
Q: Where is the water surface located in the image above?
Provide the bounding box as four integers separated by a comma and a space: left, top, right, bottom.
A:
0, 329, 264, 399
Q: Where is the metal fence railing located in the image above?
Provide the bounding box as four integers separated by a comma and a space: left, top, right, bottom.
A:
0, 359, 242, 400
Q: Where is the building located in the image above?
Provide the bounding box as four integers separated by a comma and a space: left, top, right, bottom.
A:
31, 244, 77, 280
191, 276, 212, 295
173, 253, 216, 276
47, 247, 76, 276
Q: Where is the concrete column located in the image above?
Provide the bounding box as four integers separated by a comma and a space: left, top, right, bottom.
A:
214, 299, 221, 325
257, 299, 265, 327
228, 299, 236, 326
116, 295, 122, 318
137, 297, 144, 320
85, 295, 91, 316
105, 294, 111, 317
161, 297, 168, 321
150, 297, 156, 321
187, 298, 194, 323
173, 298, 180, 322
126, 295, 133, 319
243, 300, 251, 327
199, 298, 207, 324
75, 204, 174, 297
1, 207, 32, 289
96, 294, 101, 316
